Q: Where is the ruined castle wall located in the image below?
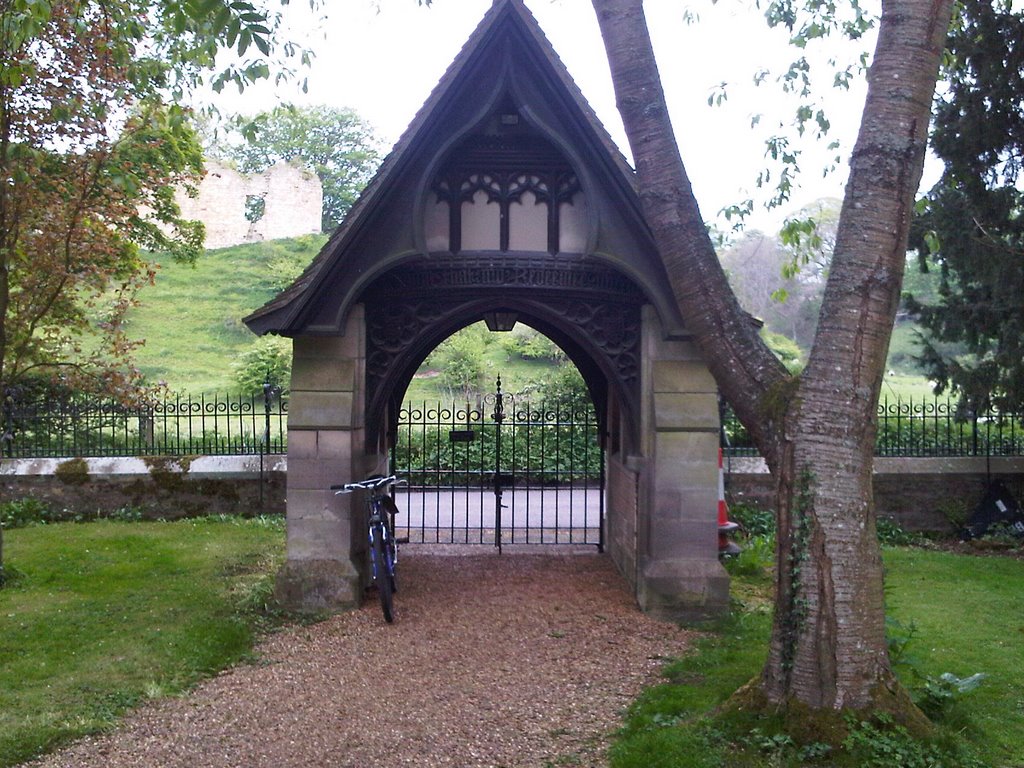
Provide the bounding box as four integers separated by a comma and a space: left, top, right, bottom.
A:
177, 160, 324, 250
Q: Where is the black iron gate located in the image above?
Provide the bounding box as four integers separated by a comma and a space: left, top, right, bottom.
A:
392, 377, 604, 549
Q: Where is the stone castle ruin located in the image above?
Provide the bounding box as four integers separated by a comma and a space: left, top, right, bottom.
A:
177, 160, 323, 249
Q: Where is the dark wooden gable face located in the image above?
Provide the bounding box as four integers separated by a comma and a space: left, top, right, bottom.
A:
426, 117, 584, 256
244, 0, 686, 341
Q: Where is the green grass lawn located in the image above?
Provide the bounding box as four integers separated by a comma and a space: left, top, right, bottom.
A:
879, 371, 942, 402
5, 519, 1015, 768
884, 547, 1024, 763
127, 242, 566, 399
0, 518, 284, 767
610, 545, 1024, 768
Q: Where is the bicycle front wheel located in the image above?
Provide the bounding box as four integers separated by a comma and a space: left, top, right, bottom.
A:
370, 524, 394, 623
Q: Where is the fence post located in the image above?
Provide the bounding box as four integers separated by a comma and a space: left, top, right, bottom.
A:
492, 375, 505, 552
1, 388, 13, 458
139, 408, 155, 454
972, 407, 979, 458
260, 377, 281, 511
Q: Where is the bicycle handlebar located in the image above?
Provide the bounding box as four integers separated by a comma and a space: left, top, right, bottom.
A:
330, 475, 405, 494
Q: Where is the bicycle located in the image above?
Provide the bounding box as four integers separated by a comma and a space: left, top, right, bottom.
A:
331, 474, 404, 623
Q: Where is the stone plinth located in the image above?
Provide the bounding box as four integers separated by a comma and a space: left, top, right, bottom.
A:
276, 305, 380, 613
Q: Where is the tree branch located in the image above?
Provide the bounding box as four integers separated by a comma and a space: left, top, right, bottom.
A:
591, 0, 791, 464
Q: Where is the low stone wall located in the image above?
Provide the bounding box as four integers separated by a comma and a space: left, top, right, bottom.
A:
4, 454, 1023, 533
723, 456, 1024, 533
1, 456, 286, 519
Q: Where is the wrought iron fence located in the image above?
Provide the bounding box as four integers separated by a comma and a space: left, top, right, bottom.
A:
722, 396, 1024, 458
393, 395, 603, 488
1, 389, 288, 458
3, 389, 1022, 460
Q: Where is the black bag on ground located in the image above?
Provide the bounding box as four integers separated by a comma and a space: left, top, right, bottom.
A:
963, 479, 1024, 540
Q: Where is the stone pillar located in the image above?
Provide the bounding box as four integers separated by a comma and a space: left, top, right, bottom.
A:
274, 305, 374, 614
636, 305, 729, 621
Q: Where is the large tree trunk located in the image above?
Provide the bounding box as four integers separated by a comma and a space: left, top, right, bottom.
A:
764, 0, 956, 711
593, 0, 953, 713
591, 0, 791, 457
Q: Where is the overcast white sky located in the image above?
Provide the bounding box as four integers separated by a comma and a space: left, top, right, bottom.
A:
203, 0, 899, 233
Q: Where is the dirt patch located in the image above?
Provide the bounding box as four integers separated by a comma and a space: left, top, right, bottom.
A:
926, 538, 1024, 560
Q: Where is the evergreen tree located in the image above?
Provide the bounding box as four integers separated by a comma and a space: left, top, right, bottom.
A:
907, 0, 1024, 410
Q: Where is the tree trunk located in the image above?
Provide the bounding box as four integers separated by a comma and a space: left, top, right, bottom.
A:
766, 0, 955, 712
593, 0, 954, 714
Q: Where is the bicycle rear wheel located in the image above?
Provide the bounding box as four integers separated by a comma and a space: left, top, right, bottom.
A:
370, 523, 394, 623
387, 535, 398, 595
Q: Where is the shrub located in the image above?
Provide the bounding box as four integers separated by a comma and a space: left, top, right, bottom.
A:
876, 516, 922, 547
424, 324, 490, 397
842, 714, 979, 768
729, 502, 775, 537
762, 329, 805, 372
234, 336, 292, 395
496, 325, 567, 363
723, 533, 775, 578
521, 363, 589, 407
0, 497, 53, 529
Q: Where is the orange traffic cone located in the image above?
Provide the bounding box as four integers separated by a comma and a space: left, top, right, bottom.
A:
718, 447, 741, 557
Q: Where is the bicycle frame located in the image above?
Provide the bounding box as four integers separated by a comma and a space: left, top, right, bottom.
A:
367, 495, 393, 576
331, 475, 403, 622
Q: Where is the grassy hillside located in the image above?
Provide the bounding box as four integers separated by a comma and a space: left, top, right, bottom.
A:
127, 239, 574, 398
127, 236, 327, 394
126, 235, 937, 401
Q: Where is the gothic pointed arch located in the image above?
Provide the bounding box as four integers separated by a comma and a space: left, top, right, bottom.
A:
359, 255, 645, 450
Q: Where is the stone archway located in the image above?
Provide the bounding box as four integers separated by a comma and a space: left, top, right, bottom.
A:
275, 287, 728, 622
253, 0, 729, 621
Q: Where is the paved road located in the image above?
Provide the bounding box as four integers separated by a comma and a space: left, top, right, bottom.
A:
396, 488, 602, 545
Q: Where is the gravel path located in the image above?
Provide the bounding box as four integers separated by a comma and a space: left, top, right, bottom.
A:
28, 551, 692, 768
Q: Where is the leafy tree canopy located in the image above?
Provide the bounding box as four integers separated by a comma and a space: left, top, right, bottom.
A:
212, 105, 382, 231
0, 0, 314, 581
0, 0, 314, 396
908, 0, 1024, 410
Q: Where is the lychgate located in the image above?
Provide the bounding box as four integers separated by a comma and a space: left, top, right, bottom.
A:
245, 0, 729, 620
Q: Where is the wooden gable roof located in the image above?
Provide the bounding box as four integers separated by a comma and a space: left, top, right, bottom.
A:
244, 0, 680, 337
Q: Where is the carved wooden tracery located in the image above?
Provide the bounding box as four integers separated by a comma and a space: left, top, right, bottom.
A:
359, 128, 644, 442
362, 256, 644, 438
429, 134, 583, 255
433, 171, 580, 254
